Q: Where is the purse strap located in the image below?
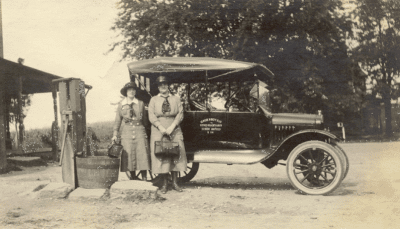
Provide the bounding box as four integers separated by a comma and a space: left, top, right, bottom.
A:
161, 134, 172, 142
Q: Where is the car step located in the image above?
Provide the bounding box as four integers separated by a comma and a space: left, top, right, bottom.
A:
192, 148, 274, 165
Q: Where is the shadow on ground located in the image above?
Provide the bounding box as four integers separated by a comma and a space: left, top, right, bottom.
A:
184, 176, 294, 191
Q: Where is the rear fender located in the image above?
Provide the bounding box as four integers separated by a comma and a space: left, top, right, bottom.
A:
261, 130, 339, 168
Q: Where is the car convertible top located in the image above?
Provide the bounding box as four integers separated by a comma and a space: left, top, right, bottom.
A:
127, 57, 274, 84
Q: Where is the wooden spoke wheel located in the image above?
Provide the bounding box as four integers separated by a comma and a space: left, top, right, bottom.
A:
126, 170, 158, 182
331, 143, 350, 180
286, 141, 344, 195
178, 162, 200, 183
125, 162, 199, 184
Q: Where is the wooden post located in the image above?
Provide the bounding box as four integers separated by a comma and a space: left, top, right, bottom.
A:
55, 78, 88, 189
78, 81, 86, 157
51, 83, 59, 161
0, 76, 6, 173
4, 93, 10, 149
0, 0, 5, 171
0, 0, 4, 58
17, 75, 24, 148
69, 80, 86, 156
58, 80, 76, 188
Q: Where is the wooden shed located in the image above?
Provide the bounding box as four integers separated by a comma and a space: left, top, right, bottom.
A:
0, 58, 62, 172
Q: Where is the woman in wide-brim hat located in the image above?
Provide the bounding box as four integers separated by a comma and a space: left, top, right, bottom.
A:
112, 81, 151, 180
148, 75, 187, 194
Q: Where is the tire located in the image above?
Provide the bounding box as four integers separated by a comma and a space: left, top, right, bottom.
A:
286, 141, 344, 195
126, 162, 199, 184
178, 162, 200, 183
126, 170, 159, 182
331, 143, 350, 180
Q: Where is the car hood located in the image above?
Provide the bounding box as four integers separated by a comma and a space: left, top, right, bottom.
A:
271, 113, 323, 126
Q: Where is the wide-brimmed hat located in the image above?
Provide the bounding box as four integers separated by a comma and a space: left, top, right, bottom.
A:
120, 82, 137, 97
156, 76, 169, 86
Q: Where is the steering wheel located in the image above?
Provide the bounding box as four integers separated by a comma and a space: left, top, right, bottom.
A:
224, 98, 232, 109
224, 97, 252, 112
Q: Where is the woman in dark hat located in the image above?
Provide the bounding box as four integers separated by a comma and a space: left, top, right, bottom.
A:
148, 76, 187, 194
112, 82, 151, 180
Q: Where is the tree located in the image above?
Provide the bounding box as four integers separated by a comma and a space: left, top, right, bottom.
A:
110, 0, 357, 122
352, 0, 400, 136
8, 94, 31, 146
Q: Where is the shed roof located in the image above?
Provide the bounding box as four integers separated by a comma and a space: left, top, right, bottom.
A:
0, 58, 62, 95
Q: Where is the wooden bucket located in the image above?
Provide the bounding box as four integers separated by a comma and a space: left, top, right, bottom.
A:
76, 156, 120, 189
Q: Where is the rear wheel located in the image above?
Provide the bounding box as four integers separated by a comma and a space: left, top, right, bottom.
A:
286, 141, 344, 195
125, 162, 200, 184
178, 162, 200, 183
126, 170, 158, 181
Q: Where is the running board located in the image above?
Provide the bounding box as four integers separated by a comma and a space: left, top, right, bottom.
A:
190, 148, 274, 165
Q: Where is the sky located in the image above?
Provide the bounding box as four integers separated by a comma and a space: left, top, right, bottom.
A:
0, 0, 385, 131
2, 0, 131, 130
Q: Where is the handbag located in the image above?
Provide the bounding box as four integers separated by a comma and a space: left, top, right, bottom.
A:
154, 135, 180, 157
107, 142, 124, 158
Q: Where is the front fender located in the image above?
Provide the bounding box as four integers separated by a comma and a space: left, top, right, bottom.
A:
275, 129, 340, 150
261, 129, 340, 168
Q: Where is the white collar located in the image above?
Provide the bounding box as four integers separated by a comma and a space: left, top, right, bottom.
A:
158, 93, 172, 98
122, 97, 139, 105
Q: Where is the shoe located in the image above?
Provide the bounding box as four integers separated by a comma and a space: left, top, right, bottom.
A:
160, 174, 168, 194
141, 171, 147, 181
171, 171, 183, 192
172, 183, 183, 192
160, 185, 167, 194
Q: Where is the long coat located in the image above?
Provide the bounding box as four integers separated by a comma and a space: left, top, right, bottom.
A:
113, 98, 151, 171
148, 94, 187, 174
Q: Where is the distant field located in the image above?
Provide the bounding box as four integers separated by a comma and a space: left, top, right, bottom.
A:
16, 127, 54, 152
86, 121, 115, 149
12, 121, 115, 152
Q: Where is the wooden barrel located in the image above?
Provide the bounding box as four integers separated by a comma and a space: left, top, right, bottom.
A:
94, 149, 108, 156
76, 156, 120, 189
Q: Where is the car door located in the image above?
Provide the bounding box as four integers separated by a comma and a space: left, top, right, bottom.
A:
181, 111, 226, 149
182, 110, 262, 150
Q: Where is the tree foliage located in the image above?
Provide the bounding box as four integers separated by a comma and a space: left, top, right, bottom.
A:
8, 94, 31, 143
110, 0, 358, 124
352, 0, 400, 135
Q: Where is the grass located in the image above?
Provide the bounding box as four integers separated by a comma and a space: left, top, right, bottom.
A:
10, 121, 114, 153
86, 121, 114, 149
10, 127, 54, 153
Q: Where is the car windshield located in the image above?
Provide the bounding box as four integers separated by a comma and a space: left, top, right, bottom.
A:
182, 80, 270, 112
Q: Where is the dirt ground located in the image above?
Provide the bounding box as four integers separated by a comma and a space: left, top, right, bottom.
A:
1, 142, 400, 229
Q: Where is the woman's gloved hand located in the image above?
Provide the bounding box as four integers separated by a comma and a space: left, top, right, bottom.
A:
158, 126, 168, 135
166, 124, 176, 135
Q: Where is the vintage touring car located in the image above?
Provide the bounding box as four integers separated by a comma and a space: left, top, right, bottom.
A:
125, 57, 349, 195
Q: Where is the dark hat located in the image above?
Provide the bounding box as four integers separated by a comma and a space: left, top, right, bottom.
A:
156, 76, 169, 86
120, 82, 137, 97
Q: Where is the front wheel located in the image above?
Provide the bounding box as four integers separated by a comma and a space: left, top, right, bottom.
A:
286, 141, 344, 195
332, 143, 350, 180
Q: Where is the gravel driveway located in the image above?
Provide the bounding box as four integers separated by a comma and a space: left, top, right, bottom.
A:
1, 142, 399, 228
